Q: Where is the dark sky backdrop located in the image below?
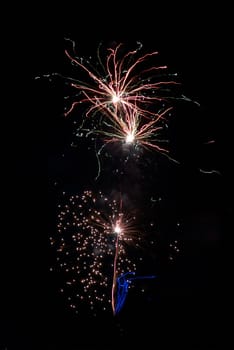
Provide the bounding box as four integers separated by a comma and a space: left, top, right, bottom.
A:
4, 4, 231, 350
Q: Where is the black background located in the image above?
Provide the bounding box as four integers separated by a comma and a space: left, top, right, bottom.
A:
3, 4, 231, 349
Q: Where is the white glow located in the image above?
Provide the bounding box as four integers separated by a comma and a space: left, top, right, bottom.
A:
126, 133, 135, 143
112, 94, 120, 104
114, 224, 122, 234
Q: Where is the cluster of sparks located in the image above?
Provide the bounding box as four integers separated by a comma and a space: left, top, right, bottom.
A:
50, 190, 143, 315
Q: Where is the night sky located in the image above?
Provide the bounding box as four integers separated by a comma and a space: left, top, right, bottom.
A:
4, 4, 231, 350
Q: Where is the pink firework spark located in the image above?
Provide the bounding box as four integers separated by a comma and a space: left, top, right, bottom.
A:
64, 41, 178, 120
93, 104, 173, 154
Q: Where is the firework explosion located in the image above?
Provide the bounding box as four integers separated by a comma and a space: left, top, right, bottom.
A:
38, 40, 186, 172
53, 39, 186, 179
50, 190, 144, 315
63, 40, 179, 120
45, 40, 186, 316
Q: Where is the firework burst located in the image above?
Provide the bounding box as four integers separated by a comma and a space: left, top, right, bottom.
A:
63, 40, 179, 120
50, 190, 143, 315
87, 105, 173, 153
